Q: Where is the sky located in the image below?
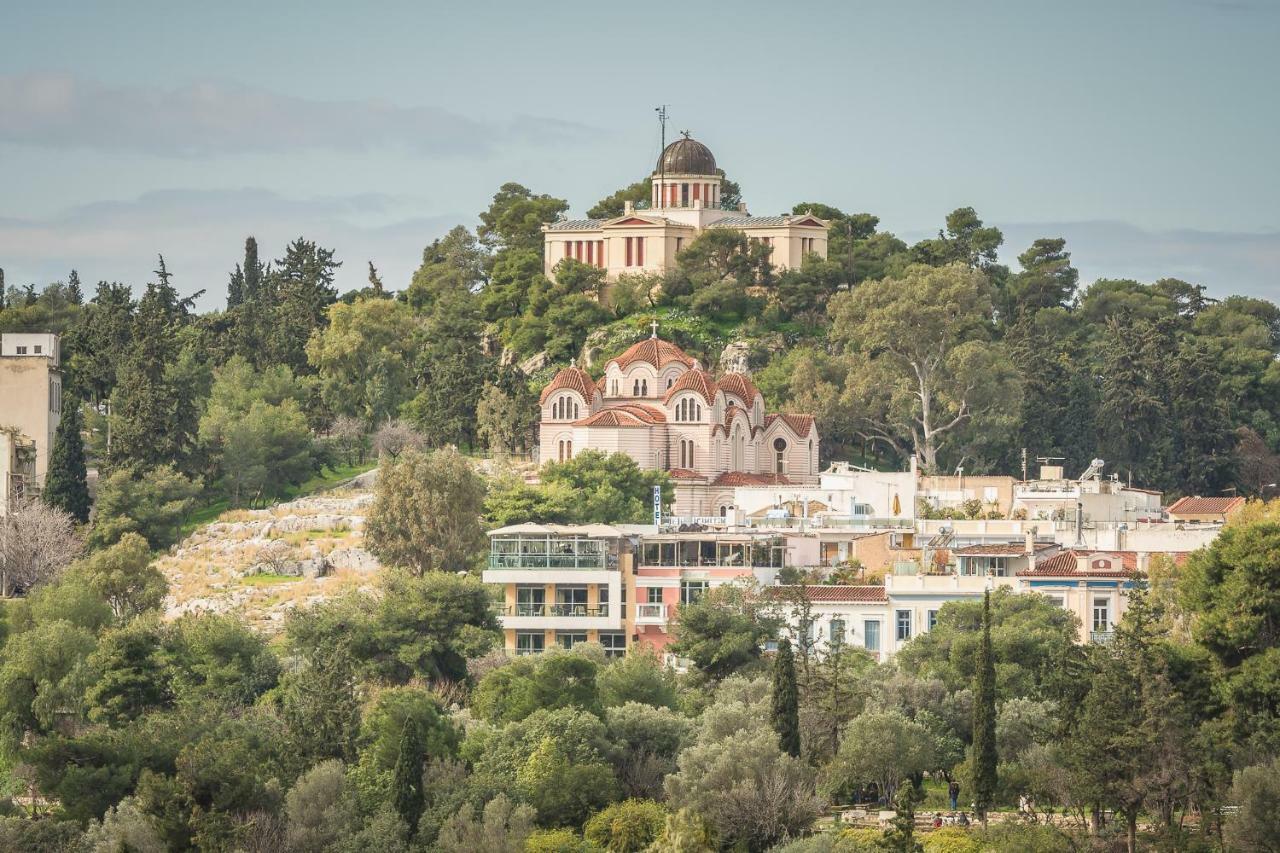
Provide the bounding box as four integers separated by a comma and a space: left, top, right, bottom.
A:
1, 0, 1277, 309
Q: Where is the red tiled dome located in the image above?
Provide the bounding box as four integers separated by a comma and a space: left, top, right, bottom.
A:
539, 366, 598, 405
717, 372, 760, 403
611, 337, 698, 371
664, 368, 717, 403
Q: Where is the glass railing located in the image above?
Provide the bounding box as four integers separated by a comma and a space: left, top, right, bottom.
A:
488, 554, 610, 570
502, 604, 610, 618
635, 603, 667, 620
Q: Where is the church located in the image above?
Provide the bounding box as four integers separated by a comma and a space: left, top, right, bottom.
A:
538, 327, 820, 518
542, 134, 830, 281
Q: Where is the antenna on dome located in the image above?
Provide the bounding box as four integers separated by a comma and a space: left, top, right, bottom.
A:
655, 105, 668, 207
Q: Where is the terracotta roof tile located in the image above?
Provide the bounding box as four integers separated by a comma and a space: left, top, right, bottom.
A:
667, 468, 703, 480
954, 542, 1055, 556
1166, 496, 1245, 516
539, 366, 599, 405
573, 410, 647, 427
1020, 549, 1139, 578
765, 413, 817, 436
664, 368, 718, 403
610, 337, 698, 371
717, 372, 760, 403
712, 471, 792, 487
766, 585, 886, 603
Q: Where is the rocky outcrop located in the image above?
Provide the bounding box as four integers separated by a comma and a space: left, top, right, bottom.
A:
155, 484, 382, 632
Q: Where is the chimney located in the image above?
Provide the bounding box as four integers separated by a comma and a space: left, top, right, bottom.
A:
1024, 529, 1036, 557
624, 200, 634, 214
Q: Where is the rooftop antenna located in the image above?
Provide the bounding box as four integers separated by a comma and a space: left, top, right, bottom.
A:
655, 105, 668, 206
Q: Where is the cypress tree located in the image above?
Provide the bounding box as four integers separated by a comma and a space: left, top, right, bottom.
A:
771, 636, 801, 757
971, 589, 998, 824
43, 391, 91, 523
392, 720, 425, 837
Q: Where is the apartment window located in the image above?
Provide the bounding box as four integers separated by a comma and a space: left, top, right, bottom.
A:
646, 587, 663, 604
597, 584, 609, 617
896, 609, 913, 642
680, 580, 709, 605
557, 631, 587, 649
556, 586, 588, 616
829, 618, 846, 642
1092, 597, 1111, 633
600, 632, 626, 658
927, 610, 939, 631
15, 346, 26, 355
516, 585, 545, 617
1046, 595, 1066, 608
676, 237, 684, 253
33, 345, 42, 354
515, 632, 545, 655
864, 620, 881, 652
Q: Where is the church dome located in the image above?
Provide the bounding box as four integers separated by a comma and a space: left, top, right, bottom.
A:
656, 136, 717, 175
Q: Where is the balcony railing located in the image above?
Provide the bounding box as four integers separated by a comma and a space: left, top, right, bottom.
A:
745, 516, 913, 530
502, 604, 610, 618
635, 603, 668, 622
1090, 630, 1115, 645
488, 554, 610, 570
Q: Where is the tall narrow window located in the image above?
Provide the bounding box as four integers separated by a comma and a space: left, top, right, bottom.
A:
773, 437, 787, 475
625, 237, 633, 267
636, 237, 644, 266
681, 184, 689, 206
864, 620, 881, 652
633, 380, 640, 396
641, 379, 648, 396
896, 610, 912, 642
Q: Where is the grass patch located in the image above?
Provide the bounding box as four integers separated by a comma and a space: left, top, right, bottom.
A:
240, 573, 303, 587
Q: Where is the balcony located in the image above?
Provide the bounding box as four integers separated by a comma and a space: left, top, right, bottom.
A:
487, 553, 609, 570
1090, 631, 1114, 645
497, 602, 620, 631
635, 603, 670, 625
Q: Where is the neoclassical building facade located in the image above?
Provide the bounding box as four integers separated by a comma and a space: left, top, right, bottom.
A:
542, 134, 829, 281
538, 332, 819, 517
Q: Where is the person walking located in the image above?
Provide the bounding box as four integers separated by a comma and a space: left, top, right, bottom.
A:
948, 780, 961, 812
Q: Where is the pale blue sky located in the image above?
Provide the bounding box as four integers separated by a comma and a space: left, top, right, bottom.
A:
1, 0, 1277, 307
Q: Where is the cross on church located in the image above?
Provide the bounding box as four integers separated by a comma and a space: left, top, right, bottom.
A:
650, 319, 660, 338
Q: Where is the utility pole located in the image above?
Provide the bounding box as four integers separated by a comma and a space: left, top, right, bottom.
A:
655, 105, 668, 206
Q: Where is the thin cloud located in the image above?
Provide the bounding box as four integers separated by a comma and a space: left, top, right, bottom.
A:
0, 73, 593, 157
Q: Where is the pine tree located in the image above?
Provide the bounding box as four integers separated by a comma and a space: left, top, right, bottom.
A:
392, 720, 425, 837
771, 636, 801, 757
368, 261, 384, 293
43, 391, 91, 523
971, 590, 998, 825
67, 269, 83, 305
226, 263, 245, 309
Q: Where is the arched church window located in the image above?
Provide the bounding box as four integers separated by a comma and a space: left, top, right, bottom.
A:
641, 380, 648, 396
573, 402, 579, 419
719, 505, 727, 517
695, 404, 702, 421
633, 380, 640, 396
774, 437, 788, 475
667, 377, 673, 389
566, 440, 572, 459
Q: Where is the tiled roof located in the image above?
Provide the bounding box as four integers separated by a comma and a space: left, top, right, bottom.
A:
718, 372, 760, 403
710, 215, 826, 228
574, 410, 648, 428
539, 366, 599, 405
1020, 549, 1138, 578
611, 337, 698, 371
546, 219, 604, 231
667, 468, 703, 480
766, 585, 887, 603
765, 413, 816, 436
664, 368, 718, 403
608, 403, 667, 424
712, 471, 792, 487
954, 542, 1055, 556
1166, 496, 1245, 516
596, 374, 607, 391
723, 403, 750, 427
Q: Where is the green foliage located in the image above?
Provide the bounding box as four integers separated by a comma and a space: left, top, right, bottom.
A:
84, 617, 168, 725
89, 464, 202, 550
162, 612, 280, 707
603, 702, 693, 800
598, 648, 678, 710
391, 717, 425, 836
820, 710, 936, 802
771, 637, 801, 757
671, 583, 775, 680
287, 570, 498, 684
278, 642, 361, 764
284, 759, 359, 852
42, 395, 90, 523
66, 532, 166, 620
486, 451, 672, 526
471, 650, 602, 724
970, 592, 998, 821
829, 262, 1019, 472
894, 586, 1078, 700
583, 797, 666, 852
525, 826, 593, 852
366, 447, 487, 574
1225, 757, 1280, 853
587, 178, 652, 219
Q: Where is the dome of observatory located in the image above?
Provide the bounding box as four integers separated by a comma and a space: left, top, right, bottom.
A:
655, 136, 717, 175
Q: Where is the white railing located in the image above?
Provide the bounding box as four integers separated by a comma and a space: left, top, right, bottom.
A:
636, 603, 668, 622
